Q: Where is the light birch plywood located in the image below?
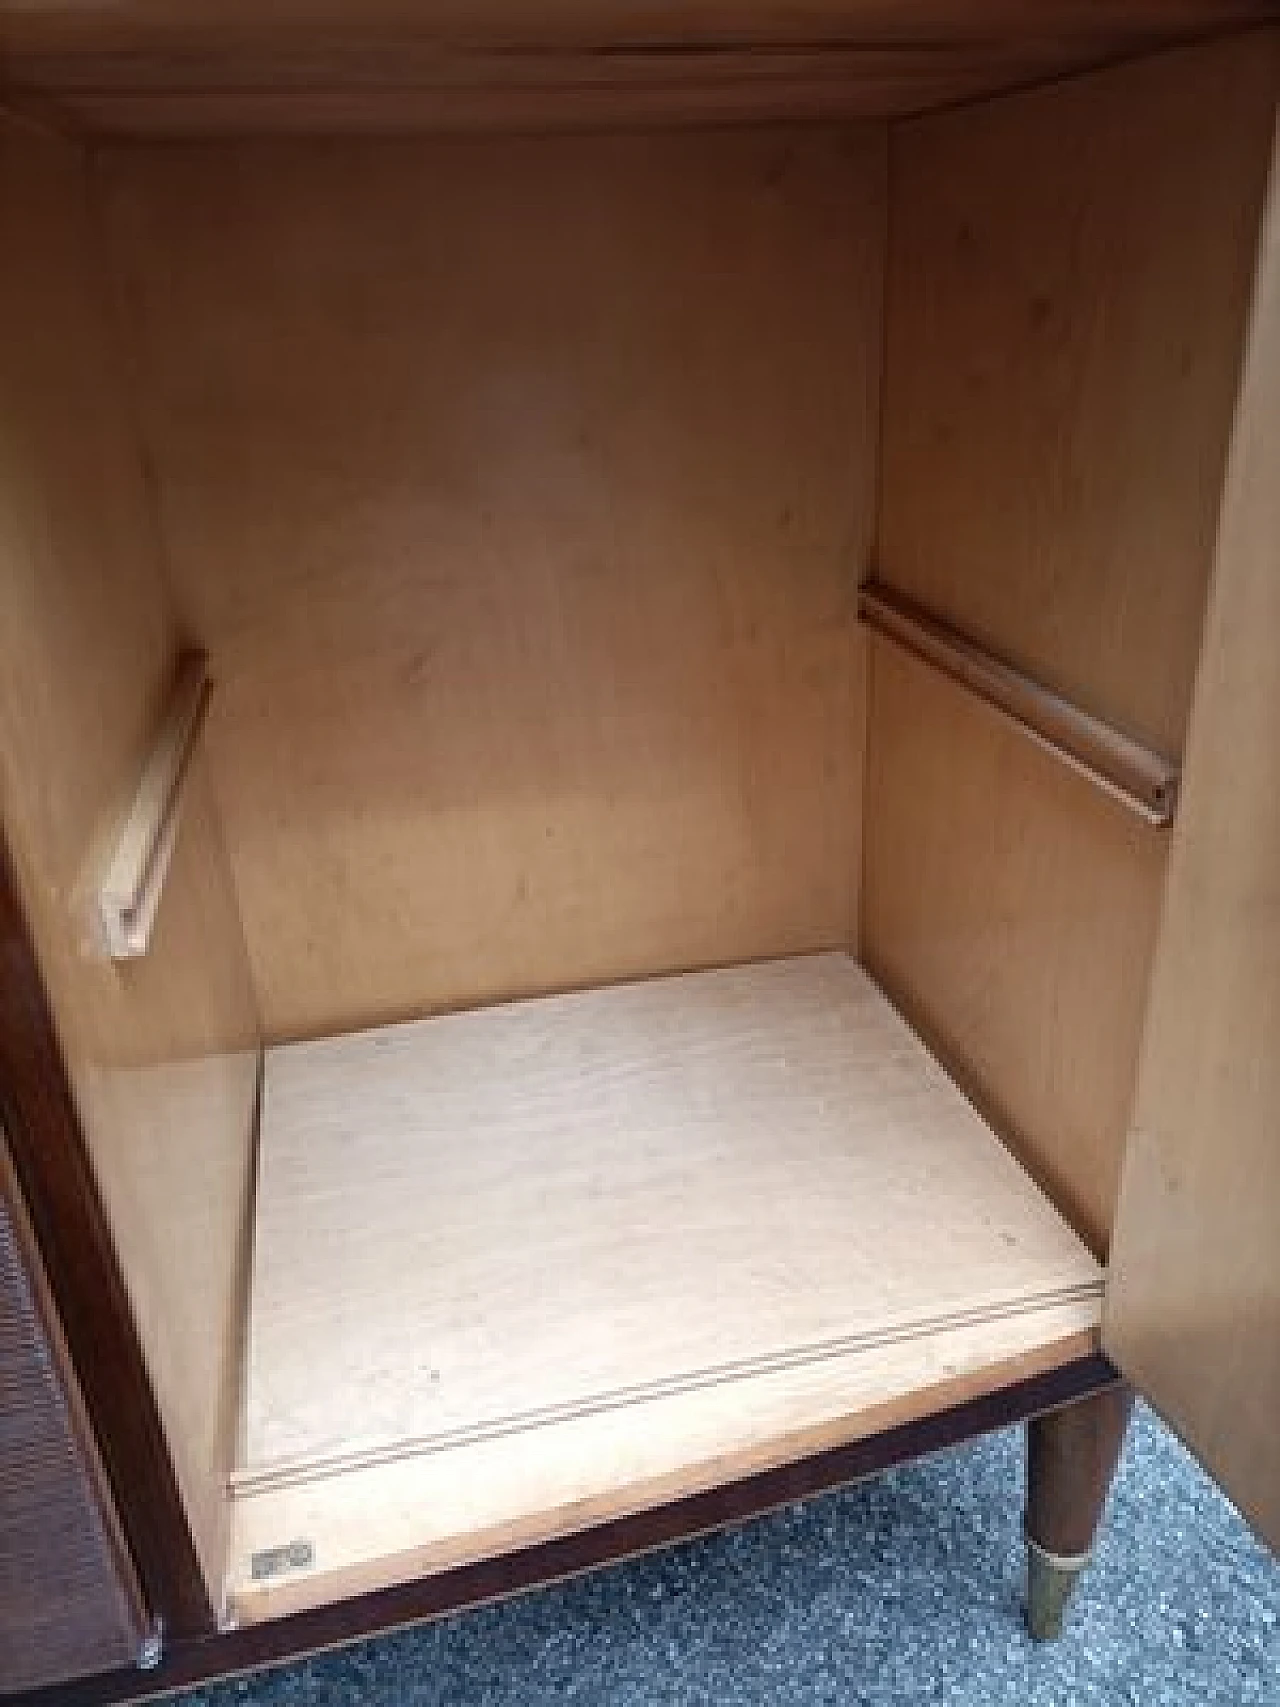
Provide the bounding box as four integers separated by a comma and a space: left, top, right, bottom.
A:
0, 112, 260, 1597
99, 128, 883, 1041
1105, 95, 1280, 1551
227, 1302, 1100, 1623
863, 642, 1170, 1254
241, 954, 1100, 1497
865, 34, 1280, 1254
878, 34, 1279, 758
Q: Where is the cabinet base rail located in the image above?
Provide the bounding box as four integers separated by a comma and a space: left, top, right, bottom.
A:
13, 1352, 1121, 1707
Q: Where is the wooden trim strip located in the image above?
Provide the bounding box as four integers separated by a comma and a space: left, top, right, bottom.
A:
96, 652, 210, 960
0, 832, 214, 1638
232, 1282, 1104, 1495
859, 581, 1180, 825
17, 1351, 1120, 1707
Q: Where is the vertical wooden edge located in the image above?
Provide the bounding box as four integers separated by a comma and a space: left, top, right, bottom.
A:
0, 1134, 150, 1664
849, 120, 891, 959
0, 830, 215, 1638
1102, 71, 1280, 1548
12, 1351, 1119, 1707
226, 1052, 267, 1478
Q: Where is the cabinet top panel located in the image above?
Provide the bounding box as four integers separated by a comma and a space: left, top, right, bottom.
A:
2, 3, 1275, 135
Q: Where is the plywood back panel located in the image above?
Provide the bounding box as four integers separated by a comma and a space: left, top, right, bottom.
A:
1105, 101, 1280, 1550
0, 114, 261, 1594
865, 35, 1280, 1252
101, 128, 884, 1041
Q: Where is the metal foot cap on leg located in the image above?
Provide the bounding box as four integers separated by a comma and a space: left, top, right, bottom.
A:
1025, 1533, 1090, 1641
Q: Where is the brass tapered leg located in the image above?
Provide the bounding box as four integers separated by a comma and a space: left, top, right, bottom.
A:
1024, 1384, 1133, 1640
1025, 1536, 1090, 1641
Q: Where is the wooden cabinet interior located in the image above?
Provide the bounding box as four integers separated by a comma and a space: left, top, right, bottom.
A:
96, 124, 884, 1040
0, 6, 1275, 1662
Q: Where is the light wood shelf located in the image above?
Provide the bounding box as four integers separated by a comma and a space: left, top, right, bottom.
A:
228, 954, 1102, 1621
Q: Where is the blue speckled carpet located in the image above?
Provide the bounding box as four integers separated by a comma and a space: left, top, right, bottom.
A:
189, 1406, 1277, 1706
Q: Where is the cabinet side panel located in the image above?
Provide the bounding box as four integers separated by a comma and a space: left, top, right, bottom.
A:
865, 35, 1280, 1252
98, 127, 884, 1041
1105, 106, 1280, 1551
0, 1133, 146, 1692
0, 115, 262, 1606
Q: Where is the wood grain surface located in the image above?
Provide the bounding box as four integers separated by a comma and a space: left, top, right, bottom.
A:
863, 641, 1170, 1253
1105, 84, 1280, 1552
864, 34, 1280, 1253
0, 110, 261, 1602
225, 954, 1101, 1616
228, 1313, 1100, 1623
1, 3, 1275, 135
101, 127, 883, 1041
242, 955, 1100, 1477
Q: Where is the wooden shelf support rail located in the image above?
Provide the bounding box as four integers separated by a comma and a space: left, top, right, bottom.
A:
859, 581, 1180, 826
95, 652, 211, 960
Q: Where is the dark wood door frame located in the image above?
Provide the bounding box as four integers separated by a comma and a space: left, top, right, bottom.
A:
12, 1349, 1119, 1707
0, 833, 213, 1638
0, 1133, 150, 1689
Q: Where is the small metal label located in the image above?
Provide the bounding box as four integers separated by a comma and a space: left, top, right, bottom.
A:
250, 1538, 315, 1581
